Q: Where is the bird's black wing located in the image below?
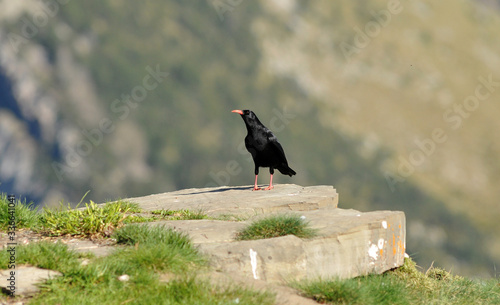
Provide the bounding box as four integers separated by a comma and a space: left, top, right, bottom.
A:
266, 130, 296, 176
266, 130, 288, 162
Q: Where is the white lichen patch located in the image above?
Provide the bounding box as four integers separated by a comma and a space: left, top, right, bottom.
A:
249, 249, 259, 280
368, 242, 379, 260
368, 238, 386, 263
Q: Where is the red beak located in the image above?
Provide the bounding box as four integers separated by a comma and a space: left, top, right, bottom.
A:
231, 110, 244, 115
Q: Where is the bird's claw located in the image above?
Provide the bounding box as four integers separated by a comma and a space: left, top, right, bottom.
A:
252, 187, 261, 191
264, 186, 274, 190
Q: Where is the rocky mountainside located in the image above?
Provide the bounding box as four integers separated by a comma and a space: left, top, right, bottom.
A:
0, 0, 499, 277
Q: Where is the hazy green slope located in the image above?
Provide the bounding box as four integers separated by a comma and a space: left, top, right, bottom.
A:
0, 0, 499, 276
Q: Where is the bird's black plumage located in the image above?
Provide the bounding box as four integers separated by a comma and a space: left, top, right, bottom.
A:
232, 109, 296, 190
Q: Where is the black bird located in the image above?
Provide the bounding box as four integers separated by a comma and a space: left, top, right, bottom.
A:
232, 109, 296, 190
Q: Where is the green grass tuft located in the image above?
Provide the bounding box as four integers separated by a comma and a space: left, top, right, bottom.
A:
0, 194, 40, 230
0, 241, 81, 272
296, 274, 409, 305
113, 223, 191, 246
32, 275, 275, 305
39, 200, 143, 237
112, 224, 206, 273
236, 214, 317, 240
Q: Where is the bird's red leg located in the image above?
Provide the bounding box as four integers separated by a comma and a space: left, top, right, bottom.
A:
253, 175, 261, 191
264, 174, 274, 190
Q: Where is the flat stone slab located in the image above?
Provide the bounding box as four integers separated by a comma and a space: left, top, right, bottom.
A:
150, 220, 247, 244
124, 184, 338, 217
65, 239, 116, 257
0, 266, 61, 296
121, 184, 406, 284
148, 208, 405, 283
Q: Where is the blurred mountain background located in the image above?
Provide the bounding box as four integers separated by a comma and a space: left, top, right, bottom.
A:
0, 0, 499, 277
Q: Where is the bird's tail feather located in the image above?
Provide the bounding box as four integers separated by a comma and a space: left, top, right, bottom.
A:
277, 165, 296, 177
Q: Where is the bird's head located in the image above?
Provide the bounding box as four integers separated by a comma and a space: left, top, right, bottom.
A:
231, 109, 251, 116
232, 109, 259, 117
232, 109, 261, 129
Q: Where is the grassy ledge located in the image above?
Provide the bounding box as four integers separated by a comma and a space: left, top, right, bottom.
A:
236, 214, 317, 240
0, 193, 245, 239
3, 224, 274, 305
293, 258, 500, 305
0, 195, 154, 237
